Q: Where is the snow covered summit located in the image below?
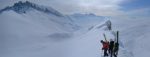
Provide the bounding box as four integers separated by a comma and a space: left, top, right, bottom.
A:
0, 1, 80, 57
0, 1, 63, 16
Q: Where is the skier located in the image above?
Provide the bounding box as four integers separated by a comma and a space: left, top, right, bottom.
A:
113, 42, 119, 57
101, 40, 109, 57
109, 39, 114, 57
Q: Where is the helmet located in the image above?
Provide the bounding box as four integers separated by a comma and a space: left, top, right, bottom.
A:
110, 39, 113, 41
101, 40, 104, 43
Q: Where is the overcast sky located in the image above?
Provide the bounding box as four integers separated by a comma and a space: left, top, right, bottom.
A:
0, 0, 150, 18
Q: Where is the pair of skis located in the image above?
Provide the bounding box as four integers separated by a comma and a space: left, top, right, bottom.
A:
116, 31, 119, 43
116, 31, 119, 56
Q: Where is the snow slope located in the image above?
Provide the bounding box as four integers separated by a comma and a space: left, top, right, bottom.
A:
70, 13, 105, 29
0, 1, 78, 57
69, 13, 106, 36
67, 19, 124, 57
111, 18, 150, 57
69, 18, 150, 57
0, 1, 107, 57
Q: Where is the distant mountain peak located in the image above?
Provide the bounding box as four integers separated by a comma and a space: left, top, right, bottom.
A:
12, 1, 33, 13
72, 13, 96, 16
0, 1, 63, 17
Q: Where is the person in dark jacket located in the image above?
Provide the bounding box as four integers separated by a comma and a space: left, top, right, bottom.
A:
101, 40, 109, 57
113, 42, 119, 57
109, 39, 114, 57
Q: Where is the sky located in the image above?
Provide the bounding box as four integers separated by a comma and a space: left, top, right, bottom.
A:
120, 0, 150, 10
0, 0, 150, 18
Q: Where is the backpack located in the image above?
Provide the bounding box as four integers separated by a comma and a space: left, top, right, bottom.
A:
103, 42, 109, 49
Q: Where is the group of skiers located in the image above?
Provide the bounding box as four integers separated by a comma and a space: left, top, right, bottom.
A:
101, 39, 119, 57
100, 34, 119, 57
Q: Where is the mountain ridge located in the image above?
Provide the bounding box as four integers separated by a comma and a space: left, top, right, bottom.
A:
0, 1, 63, 17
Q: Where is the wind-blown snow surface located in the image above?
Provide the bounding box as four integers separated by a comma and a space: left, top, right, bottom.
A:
0, 11, 74, 57
111, 18, 150, 57
68, 18, 150, 57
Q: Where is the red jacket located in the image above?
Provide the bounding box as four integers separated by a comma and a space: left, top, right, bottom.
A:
102, 42, 109, 49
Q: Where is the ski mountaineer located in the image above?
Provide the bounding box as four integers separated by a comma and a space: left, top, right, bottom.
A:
101, 40, 109, 57
113, 31, 119, 57
109, 39, 114, 57
113, 42, 119, 57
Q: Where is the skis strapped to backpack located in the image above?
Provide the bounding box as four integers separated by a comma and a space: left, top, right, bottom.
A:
103, 33, 107, 42
116, 31, 119, 56
116, 31, 119, 43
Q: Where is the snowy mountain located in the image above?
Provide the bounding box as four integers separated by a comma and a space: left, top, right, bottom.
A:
0, 1, 107, 57
0, 1, 80, 57
0, 1, 79, 32
1, 1, 147, 57
70, 13, 106, 30
0, 1, 63, 17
